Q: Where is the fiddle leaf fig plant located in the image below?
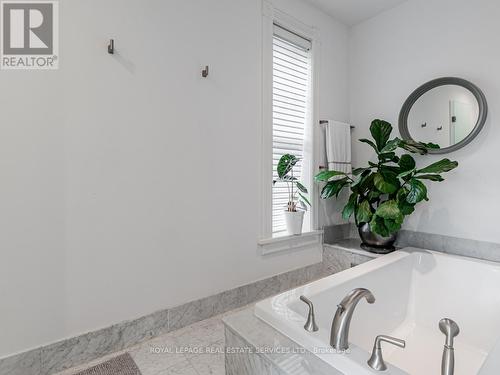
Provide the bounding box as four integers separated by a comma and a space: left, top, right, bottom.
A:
315, 119, 458, 237
275, 154, 310, 212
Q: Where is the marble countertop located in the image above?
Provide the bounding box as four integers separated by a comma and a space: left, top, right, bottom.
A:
324, 238, 383, 259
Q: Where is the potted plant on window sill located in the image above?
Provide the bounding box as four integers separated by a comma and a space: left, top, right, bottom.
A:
275, 154, 310, 235
315, 119, 458, 253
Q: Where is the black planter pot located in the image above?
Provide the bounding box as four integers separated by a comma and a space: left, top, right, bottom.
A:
358, 223, 397, 254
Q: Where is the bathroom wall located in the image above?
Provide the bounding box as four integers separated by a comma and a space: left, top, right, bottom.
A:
349, 0, 500, 243
0, 0, 348, 358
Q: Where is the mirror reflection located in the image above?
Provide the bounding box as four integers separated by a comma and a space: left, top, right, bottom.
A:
407, 85, 479, 148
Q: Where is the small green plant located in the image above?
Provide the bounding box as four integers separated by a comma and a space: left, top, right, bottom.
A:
275, 154, 311, 212
315, 119, 458, 237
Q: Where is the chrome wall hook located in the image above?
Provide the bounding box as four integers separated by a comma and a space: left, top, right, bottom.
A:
108, 39, 114, 54
202, 65, 209, 78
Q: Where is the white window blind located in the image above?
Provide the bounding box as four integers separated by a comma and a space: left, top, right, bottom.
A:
272, 25, 312, 235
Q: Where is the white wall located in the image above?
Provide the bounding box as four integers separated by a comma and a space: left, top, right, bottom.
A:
0, 0, 348, 357
349, 0, 500, 242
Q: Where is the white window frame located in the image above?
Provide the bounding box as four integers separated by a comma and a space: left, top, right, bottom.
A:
259, 1, 322, 252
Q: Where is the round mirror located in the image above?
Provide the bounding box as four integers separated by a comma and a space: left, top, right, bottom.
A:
399, 77, 488, 154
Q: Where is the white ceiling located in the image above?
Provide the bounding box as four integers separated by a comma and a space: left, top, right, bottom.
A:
303, 0, 409, 26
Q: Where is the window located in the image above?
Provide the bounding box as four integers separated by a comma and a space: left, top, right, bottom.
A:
271, 24, 313, 236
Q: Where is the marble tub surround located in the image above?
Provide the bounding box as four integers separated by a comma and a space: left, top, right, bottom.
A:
224, 308, 342, 375
324, 223, 500, 263
1, 246, 353, 375
323, 241, 376, 273
322, 223, 351, 244
395, 230, 500, 262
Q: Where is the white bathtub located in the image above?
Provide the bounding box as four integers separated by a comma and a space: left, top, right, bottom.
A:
255, 248, 500, 375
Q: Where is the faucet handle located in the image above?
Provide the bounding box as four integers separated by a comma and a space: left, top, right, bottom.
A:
367, 335, 406, 371
299, 295, 319, 332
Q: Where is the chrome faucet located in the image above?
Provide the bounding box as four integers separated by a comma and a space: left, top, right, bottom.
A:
330, 288, 376, 350
439, 318, 460, 375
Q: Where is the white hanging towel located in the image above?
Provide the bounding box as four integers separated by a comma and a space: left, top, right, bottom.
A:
325, 120, 352, 174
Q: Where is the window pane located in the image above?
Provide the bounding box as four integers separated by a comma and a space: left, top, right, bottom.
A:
272, 32, 311, 235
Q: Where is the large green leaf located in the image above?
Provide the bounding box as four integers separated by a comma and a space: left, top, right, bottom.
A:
352, 167, 370, 176
415, 174, 445, 182
369, 216, 391, 237
397, 168, 415, 179
406, 178, 428, 204
374, 173, 398, 194
375, 200, 404, 224
298, 192, 311, 206
351, 170, 371, 191
352, 173, 377, 198
277, 154, 298, 179
398, 139, 429, 155
359, 173, 376, 193
314, 170, 347, 182
342, 194, 357, 221
380, 138, 400, 153
380, 168, 401, 187
370, 120, 393, 151
321, 178, 348, 199
399, 200, 415, 215
296, 182, 308, 193
418, 159, 458, 174
359, 138, 378, 153
369, 200, 404, 236
382, 168, 401, 178
399, 154, 416, 172
378, 152, 397, 163
380, 165, 402, 174
423, 142, 441, 149
396, 189, 415, 215
356, 200, 373, 224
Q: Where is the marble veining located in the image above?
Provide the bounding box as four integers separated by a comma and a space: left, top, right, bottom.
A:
323, 223, 351, 244
41, 324, 123, 375
0, 349, 41, 375
223, 308, 343, 375
225, 328, 273, 375
396, 229, 500, 262
54, 314, 229, 375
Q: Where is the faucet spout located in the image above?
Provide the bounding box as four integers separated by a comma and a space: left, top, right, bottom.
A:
330, 288, 375, 351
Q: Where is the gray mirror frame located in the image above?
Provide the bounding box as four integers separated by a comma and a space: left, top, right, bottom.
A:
398, 77, 488, 154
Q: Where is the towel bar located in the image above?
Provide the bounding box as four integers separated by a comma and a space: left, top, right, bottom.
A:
319, 120, 355, 129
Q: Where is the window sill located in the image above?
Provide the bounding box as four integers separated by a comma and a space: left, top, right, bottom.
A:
258, 230, 323, 255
